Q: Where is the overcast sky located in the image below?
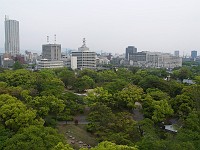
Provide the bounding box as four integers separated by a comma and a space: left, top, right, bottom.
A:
0, 0, 200, 55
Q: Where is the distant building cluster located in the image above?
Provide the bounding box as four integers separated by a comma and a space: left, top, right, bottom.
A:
0, 16, 199, 70
111, 47, 183, 69
128, 51, 182, 68
37, 38, 96, 70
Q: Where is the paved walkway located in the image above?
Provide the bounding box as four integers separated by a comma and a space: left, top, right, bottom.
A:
57, 120, 89, 125
133, 108, 144, 121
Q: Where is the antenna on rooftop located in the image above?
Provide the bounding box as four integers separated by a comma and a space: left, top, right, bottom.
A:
83, 38, 86, 47
47, 36, 49, 44
54, 34, 56, 44
5, 15, 9, 21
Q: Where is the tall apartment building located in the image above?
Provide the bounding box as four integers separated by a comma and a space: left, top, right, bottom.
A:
71, 38, 96, 69
42, 44, 61, 60
125, 46, 137, 60
4, 16, 20, 56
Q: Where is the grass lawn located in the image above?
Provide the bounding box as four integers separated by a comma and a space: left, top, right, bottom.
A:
57, 124, 98, 149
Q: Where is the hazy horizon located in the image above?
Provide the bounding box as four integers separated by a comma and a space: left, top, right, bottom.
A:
1, 0, 200, 56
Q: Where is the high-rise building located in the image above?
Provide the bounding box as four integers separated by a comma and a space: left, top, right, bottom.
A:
191, 50, 197, 59
42, 44, 61, 60
4, 16, 20, 56
71, 38, 96, 69
174, 51, 179, 57
125, 46, 137, 60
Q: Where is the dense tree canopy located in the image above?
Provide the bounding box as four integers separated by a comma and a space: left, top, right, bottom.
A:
0, 94, 43, 131
80, 141, 138, 150
0, 65, 200, 149
12, 61, 24, 70
113, 85, 144, 110
3, 125, 64, 150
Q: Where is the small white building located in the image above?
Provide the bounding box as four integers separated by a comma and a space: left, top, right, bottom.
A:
96, 56, 110, 65
61, 55, 77, 70
37, 59, 64, 69
70, 56, 77, 70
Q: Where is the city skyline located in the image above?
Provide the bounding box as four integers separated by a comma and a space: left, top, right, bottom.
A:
0, 0, 200, 55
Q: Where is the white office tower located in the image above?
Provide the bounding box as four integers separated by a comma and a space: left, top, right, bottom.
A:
71, 38, 96, 69
4, 16, 20, 56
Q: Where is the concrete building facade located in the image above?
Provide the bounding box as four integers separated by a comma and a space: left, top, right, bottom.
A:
42, 44, 61, 60
63, 55, 78, 70
5, 16, 20, 56
37, 59, 64, 69
71, 38, 96, 69
125, 46, 137, 60
96, 56, 110, 66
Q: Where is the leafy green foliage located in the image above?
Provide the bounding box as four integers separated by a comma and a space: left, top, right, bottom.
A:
12, 61, 24, 70
115, 68, 134, 81
151, 100, 174, 122
172, 67, 192, 81
52, 142, 74, 150
182, 85, 200, 110
55, 67, 76, 88
146, 68, 168, 78
61, 91, 84, 115
0, 94, 44, 131
78, 68, 99, 82
171, 94, 194, 118
80, 141, 138, 150
28, 96, 65, 117
3, 125, 64, 150
35, 69, 65, 96
98, 70, 118, 83
146, 88, 170, 101
0, 124, 13, 149
103, 79, 129, 94
138, 75, 169, 92
113, 85, 144, 110
87, 102, 115, 134
73, 75, 95, 92
85, 87, 114, 107
161, 111, 200, 150
142, 93, 173, 122
0, 69, 36, 88
87, 102, 138, 145
0, 66, 200, 149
